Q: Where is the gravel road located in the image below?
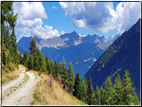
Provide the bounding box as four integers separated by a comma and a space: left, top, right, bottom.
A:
2, 65, 41, 105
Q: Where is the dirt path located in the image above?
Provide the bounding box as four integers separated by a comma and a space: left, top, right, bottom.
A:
2, 65, 41, 105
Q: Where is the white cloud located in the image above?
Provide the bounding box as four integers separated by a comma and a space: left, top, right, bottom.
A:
52, 6, 58, 9
16, 25, 62, 40
59, 2, 141, 34
59, 2, 117, 33
13, 2, 64, 41
116, 2, 141, 34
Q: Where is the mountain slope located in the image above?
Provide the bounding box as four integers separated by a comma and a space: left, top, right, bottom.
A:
31, 71, 85, 105
17, 32, 108, 77
85, 19, 140, 99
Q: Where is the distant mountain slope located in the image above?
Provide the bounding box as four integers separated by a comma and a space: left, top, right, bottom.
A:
85, 19, 140, 99
41, 43, 108, 77
17, 31, 108, 77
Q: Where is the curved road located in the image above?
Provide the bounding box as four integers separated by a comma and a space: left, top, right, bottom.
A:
2, 65, 41, 105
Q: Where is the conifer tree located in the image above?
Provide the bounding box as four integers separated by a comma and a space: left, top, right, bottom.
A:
80, 77, 88, 103
122, 70, 135, 105
62, 68, 69, 90
73, 72, 81, 99
33, 55, 39, 71
100, 87, 105, 105
95, 86, 101, 105
38, 55, 47, 73
87, 77, 95, 105
67, 63, 75, 94
104, 76, 113, 105
112, 74, 123, 105
28, 54, 34, 70
23, 52, 28, 65
2, 47, 7, 65
133, 92, 140, 105
45, 57, 52, 74
29, 38, 37, 56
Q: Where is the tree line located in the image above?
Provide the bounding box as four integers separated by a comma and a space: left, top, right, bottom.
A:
1, 2, 140, 105
1, 2, 20, 70
22, 38, 140, 105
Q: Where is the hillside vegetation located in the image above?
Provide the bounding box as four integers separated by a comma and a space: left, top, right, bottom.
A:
31, 71, 85, 105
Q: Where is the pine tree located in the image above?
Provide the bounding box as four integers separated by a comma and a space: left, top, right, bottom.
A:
67, 63, 75, 94
100, 87, 105, 105
95, 86, 101, 105
80, 77, 88, 103
45, 56, 52, 74
29, 38, 37, 56
33, 55, 39, 71
2, 47, 7, 65
62, 68, 69, 90
104, 76, 113, 105
23, 52, 28, 66
122, 70, 135, 105
87, 77, 95, 105
27, 54, 34, 70
133, 92, 140, 105
112, 74, 123, 105
38, 55, 47, 73
73, 72, 81, 99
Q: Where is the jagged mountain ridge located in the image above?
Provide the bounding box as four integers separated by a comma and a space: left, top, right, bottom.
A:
17, 31, 106, 51
17, 31, 108, 77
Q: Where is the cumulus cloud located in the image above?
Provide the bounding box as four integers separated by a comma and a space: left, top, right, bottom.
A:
59, 2, 117, 33
116, 2, 141, 34
13, 2, 63, 41
15, 25, 62, 40
59, 2, 141, 34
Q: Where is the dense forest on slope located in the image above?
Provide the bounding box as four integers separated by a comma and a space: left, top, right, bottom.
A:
85, 19, 141, 100
1, 2, 21, 81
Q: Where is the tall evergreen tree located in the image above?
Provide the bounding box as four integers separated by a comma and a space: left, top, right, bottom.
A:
29, 38, 37, 56
23, 52, 28, 65
2, 2, 19, 67
104, 76, 113, 105
122, 70, 135, 105
133, 92, 140, 105
112, 74, 123, 105
62, 68, 69, 90
100, 87, 105, 105
95, 86, 101, 105
87, 77, 95, 105
27, 54, 34, 70
38, 55, 47, 73
80, 77, 88, 103
45, 56, 52, 74
67, 63, 75, 94
73, 72, 81, 99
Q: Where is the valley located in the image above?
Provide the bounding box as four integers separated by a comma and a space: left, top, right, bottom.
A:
1, 1, 141, 106
17, 31, 109, 77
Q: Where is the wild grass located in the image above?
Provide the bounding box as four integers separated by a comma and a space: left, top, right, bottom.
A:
31, 72, 85, 105
2, 63, 19, 83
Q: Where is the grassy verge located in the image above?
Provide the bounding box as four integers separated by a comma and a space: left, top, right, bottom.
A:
2, 63, 19, 84
31, 72, 85, 105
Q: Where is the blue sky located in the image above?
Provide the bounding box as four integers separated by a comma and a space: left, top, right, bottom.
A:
42, 2, 119, 38
13, 2, 141, 41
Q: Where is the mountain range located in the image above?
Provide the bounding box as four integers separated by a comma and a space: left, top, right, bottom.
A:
17, 31, 110, 77
85, 19, 141, 100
